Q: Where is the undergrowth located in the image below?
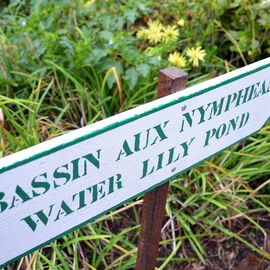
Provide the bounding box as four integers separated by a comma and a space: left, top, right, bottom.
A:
1, 0, 270, 269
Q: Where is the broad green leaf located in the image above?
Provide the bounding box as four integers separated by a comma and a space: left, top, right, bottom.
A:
125, 67, 138, 90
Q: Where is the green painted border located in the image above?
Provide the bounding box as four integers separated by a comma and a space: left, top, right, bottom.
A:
0, 62, 270, 268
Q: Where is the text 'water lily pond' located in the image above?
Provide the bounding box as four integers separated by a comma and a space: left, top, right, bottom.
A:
0, 57, 270, 267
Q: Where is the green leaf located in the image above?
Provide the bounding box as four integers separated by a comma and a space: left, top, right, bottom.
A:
107, 72, 115, 89
92, 49, 108, 63
100, 30, 113, 41
124, 9, 138, 23
125, 67, 138, 90
9, 0, 22, 6
137, 64, 150, 78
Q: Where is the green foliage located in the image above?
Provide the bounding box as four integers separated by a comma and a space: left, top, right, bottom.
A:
0, 0, 270, 269
1, 0, 269, 94
212, 0, 270, 62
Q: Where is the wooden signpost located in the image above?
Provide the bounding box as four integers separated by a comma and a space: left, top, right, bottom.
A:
136, 67, 187, 270
0, 57, 270, 268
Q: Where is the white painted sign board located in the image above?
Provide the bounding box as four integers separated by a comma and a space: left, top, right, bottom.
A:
0, 58, 270, 267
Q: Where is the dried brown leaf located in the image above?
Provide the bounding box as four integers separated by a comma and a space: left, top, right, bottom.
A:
237, 253, 262, 270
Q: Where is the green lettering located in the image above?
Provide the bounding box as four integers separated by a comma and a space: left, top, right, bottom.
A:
225, 92, 237, 112
134, 132, 142, 151
235, 89, 244, 107
167, 147, 180, 165
21, 204, 54, 232
216, 124, 227, 139
108, 174, 123, 194
0, 192, 8, 214
53, 164, 71, 188
89, 181, 106, 203
226, 116, 239, 135
157, 152, 165, 170
242, 85, 251, 104
116, 140, 133, 161
10, 186, 32, 209
180, 137, 195, 157
54, 201, 74, 222
179, 112, 193, 132
71, 158, 80, 180
151, 121, 169, 145
197, 106, 207, 124
204, 128, 216, 147
82, 149, 101, 176
208, 97, 225, 120
72, 190, 87, 210
247, 83, 260, 101
239, 112, 250, 129
140, 159, 155, 179
31, 173, 50, 197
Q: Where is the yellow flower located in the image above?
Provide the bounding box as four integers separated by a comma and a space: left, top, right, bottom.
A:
162, 25, 179, 43
177, 19, 185, 27
136, 28, 149, 40
109, 5, 117, 13
120, 5, 126, 11
147, 20, 163, 44
168, 52, 187, 68
186, 46, 206, 67
84, 0, 95, 8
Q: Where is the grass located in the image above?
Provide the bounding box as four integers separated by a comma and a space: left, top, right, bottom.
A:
1, 0, 270, 269
1, 65, 270, 269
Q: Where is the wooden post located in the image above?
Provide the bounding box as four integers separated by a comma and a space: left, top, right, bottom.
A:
135, 67, 187, 270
